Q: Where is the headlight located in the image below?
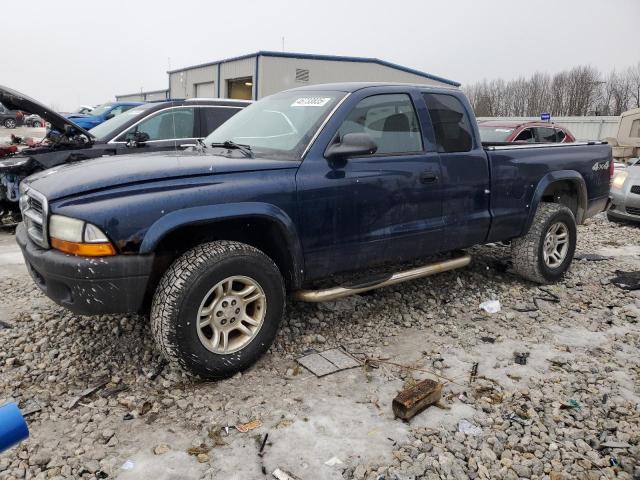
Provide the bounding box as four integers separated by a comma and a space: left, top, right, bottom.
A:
611, 171, 628, 190
49, 214, 115, 256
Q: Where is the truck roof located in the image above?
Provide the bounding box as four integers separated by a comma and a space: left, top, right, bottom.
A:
288, 82, 460, 93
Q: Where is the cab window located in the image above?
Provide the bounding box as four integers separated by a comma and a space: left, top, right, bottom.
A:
337, 94, 422, 155
119, 108, 195, 141
423, 93, 473, 153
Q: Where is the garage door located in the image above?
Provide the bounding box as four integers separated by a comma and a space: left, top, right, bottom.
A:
195, 82, 216, 98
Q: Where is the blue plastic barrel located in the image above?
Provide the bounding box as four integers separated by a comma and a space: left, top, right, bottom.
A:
0, 402, 29, 452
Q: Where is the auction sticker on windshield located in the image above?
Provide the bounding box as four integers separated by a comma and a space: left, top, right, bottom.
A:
291, 97, 332, 107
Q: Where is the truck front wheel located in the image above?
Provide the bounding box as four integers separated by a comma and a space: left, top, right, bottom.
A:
511, 203, 577, 284
150, 240, 285, 379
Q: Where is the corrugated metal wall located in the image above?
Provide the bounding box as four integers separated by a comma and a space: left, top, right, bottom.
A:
116, 90, 168, 102
477, 116, 620, 141
258, 56, 451, 98
115, 93, 145, 102
169, 64, 219, 99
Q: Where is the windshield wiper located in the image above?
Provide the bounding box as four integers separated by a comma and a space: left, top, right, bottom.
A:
210, 140, 253, 158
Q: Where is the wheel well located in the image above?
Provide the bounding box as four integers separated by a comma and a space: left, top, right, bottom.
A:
540, 180, 584, 221
142, 218, 297, 310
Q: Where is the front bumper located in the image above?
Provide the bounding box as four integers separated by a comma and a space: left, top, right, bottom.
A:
608, 186, 640, 223
16, 223, 154, 315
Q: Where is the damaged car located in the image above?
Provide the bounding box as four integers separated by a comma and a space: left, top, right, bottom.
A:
0, 85, 250, 226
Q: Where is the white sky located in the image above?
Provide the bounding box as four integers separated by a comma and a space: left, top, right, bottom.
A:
3, 0, 638, 110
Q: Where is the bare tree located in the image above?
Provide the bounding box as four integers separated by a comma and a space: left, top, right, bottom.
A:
627, 62, 640, 109
463, 61, 639, 117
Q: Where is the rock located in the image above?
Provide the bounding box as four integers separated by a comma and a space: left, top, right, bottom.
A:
196, 453, 209, 463
30, 450, 52, 467
153, 444, 170, 455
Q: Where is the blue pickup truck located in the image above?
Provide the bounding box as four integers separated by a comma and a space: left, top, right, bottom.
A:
16, 83, 612, 379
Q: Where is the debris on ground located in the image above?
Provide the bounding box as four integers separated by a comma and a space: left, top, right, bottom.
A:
258, 433, 269, 456
296, 347, 361, 377
480, 335, 495, 343
66, 380, 108, 409
610, 270, 640, 290
513, 351, 530, 365
457, 419, 482, 436
272, 467, 302, 480
100, 384, 129, 398
469, 362, 479, 383
560, 399, 581, 410
392, 378, 443, 420
0, 320, 12, 329
324, 456, 344, 466
236, 419, 262, 433
479, 299, 501, 313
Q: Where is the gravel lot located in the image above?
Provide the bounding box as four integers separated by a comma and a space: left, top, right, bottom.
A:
0, 214, 639, 480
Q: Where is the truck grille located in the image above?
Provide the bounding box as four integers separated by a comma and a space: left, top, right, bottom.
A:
631, 185, 640, 195
20, 188, 49, 248
626, 206, 640, 216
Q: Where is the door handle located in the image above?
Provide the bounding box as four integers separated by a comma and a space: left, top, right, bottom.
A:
420, 172, 438, 184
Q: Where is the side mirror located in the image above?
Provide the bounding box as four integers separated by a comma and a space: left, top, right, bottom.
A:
325, 133, 377, 160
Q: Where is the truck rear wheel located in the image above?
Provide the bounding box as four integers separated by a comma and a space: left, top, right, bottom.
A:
150, 240, 285, 379
511, 203, 576, 284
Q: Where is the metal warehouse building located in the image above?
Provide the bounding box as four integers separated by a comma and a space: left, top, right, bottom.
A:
117, 51, 458, 102
116, 88, 169, 102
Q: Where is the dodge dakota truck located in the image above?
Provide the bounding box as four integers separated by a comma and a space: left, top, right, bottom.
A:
16, 83, 612, 379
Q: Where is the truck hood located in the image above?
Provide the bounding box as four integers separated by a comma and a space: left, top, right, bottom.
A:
23, 150, 300, 201
0, 85, 94, 139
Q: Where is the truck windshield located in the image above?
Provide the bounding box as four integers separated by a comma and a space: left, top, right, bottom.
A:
204, 91, 346, 160
478, 126, 514, 142
89, 104, 154, 140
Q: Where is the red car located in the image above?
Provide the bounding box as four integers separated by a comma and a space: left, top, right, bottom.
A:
478, 121, 575, 144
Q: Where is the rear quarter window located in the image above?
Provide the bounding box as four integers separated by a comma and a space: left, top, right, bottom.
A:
423, 93, 473, 153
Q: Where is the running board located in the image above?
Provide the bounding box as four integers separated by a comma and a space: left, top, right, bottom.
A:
294, 254, 471, 303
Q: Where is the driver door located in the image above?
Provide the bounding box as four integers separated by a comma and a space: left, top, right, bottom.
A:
296, 91, 443, 280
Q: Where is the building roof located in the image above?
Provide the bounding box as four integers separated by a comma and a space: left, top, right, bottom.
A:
166, 51, 460, 87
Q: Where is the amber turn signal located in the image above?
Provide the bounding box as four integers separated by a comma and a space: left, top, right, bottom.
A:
50, 237, 116, 257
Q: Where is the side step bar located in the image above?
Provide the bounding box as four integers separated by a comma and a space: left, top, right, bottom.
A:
294, 254, 471, 303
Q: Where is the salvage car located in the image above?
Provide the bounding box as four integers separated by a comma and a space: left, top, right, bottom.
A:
608, 160, 640, 223
0, 85, 249, 225
478, 120, 575, 143
16, 83, 612, 379
65, 101, 143, 129
24, 114, 45, 128
0, 103, 21, 129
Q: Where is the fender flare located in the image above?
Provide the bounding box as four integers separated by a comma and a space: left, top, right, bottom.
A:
522, 170, 588, 235
139, 202, 304, 287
